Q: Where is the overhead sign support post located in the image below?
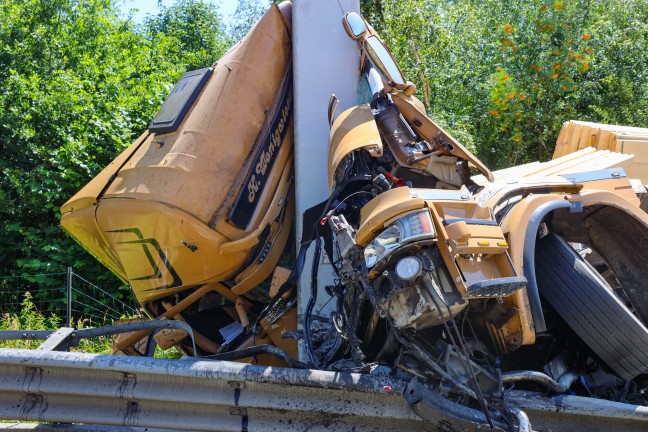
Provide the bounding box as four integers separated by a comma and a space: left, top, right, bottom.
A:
292, 0, 361, 361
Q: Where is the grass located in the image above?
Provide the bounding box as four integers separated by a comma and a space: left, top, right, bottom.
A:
0, 292, 67, 350
0, 292, 182, 358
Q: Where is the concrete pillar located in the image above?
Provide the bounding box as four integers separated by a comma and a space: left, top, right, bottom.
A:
293, 0, 361, 361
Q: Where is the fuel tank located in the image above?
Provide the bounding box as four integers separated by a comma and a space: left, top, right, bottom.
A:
60, 3, 294, 306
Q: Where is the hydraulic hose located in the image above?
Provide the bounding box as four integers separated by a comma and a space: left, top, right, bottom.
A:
508, 407, 531, 432
501, 370, 569, 393
203, 345, 306, 368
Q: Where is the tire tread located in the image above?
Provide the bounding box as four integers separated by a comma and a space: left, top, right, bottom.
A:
535, 233, 648, 381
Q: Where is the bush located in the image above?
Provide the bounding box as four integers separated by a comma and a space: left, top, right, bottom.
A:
0, 292, 61, 349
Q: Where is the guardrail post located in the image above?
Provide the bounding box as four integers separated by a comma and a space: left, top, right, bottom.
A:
66, 267, 72, 327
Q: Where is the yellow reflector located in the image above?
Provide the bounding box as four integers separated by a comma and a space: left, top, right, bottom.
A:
478, 241, 490, 246
497, 241, 508, 247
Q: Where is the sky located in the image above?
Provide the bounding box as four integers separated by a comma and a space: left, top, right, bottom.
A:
116, 0, 248, 24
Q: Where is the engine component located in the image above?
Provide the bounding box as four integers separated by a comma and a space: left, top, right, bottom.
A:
375, 248, 467, 330
583, 369, 624, 397
372, 173, 391, 192
328, 214, 356, 259
403, 379, 512, 431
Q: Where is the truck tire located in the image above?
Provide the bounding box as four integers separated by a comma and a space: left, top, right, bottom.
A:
535, 232, 648, 381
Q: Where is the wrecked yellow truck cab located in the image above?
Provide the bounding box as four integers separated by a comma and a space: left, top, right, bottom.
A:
61, 3, 296, 357
310, 10, 648, 429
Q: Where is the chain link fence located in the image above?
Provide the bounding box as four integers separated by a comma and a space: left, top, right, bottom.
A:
0, 268, 139, 327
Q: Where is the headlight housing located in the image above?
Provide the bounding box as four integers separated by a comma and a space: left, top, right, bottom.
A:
364, 210, 435, 268
395, 256, 422, 281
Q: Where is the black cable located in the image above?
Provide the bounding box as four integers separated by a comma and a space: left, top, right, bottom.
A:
257, 174, 372, 368
301, 175, 374, 368
328, 190, 373, 216
428, 291, 494, 429
448, 314, 495, 428
304, 236, 323, 369
443, 299, 495, 429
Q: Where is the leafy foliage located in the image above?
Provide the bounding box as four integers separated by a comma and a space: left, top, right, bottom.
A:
361, 0, 648, 168
0, 0, 229, 300
230, 0, 271, 42
488, 2, 592, 164
0, 293, 61, 349
143, 0, 231, 70
0, 292, 178, 356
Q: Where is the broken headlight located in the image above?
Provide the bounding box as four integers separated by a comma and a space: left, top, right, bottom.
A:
364, 210, 435, 268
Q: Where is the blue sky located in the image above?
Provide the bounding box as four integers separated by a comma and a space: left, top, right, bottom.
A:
116, 0, 248, 24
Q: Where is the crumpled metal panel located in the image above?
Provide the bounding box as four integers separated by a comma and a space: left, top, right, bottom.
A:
472, 147, 634, 186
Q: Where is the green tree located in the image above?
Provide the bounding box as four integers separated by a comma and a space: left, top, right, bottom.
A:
487, 2, 592, 165
230, 0, 271, 42
362, 0, 648, 169
576, 0, 648, 127
143, 0, 231, 70
0, 0, 229, 308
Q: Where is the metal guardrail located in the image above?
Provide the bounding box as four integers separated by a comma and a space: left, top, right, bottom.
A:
0, 349, 646, 431
0, 349, 427, 432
